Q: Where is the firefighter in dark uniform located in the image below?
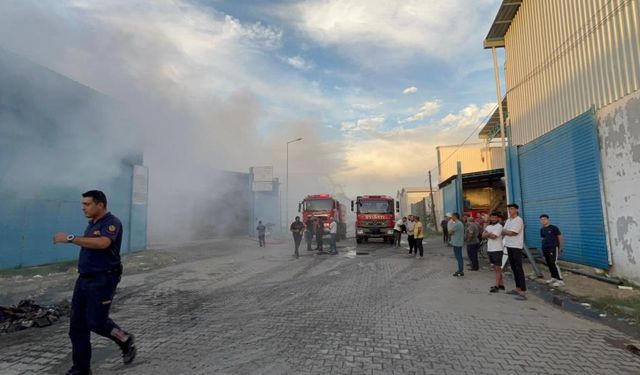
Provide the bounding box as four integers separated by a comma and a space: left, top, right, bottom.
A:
53, 190, 136, 375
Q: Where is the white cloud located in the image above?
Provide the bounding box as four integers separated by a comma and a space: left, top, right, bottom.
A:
276, 0, 499, 66
286, 55, 314, 70
403, 100, 442, 122
403, 86, 418, 94
335, 102, 496, 194
341, 116, 386, 135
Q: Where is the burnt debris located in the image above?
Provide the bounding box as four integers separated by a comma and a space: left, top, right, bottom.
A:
0, 299, 70, 334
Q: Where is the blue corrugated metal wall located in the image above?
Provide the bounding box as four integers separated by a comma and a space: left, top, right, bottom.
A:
518, 110, 609, 269
0, 49, 147, 270
442, 181, 459, 216
0, 164, 145, 269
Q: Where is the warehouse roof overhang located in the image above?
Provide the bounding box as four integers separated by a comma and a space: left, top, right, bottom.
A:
479, 96, 508, 140
438, 169, 505, 189
483, 0, 522, 49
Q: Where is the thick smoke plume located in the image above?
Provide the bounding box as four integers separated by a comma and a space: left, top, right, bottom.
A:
0, 0, 342, 244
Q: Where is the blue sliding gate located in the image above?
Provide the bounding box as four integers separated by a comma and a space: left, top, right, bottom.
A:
517, 110, 609, 269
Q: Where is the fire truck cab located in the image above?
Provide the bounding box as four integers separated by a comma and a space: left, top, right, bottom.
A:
351, 195, 397, 244
298, 194, 347, 240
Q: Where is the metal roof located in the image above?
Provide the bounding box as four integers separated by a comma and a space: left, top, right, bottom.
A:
438, 169, 505, 189
483, 0, 522, 49
479, 96, 508, 139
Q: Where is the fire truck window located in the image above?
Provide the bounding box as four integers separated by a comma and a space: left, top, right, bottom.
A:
304, 199, 333, 211
358, 201, 393, 214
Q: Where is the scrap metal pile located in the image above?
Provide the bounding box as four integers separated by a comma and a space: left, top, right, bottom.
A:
0, 299, 69, 334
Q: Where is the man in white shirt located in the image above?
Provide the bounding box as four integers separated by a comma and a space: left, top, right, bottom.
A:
329, 218, 338, 254
483, 212, 504, 293
393, 217, 407, 248
502, 203, 527, 300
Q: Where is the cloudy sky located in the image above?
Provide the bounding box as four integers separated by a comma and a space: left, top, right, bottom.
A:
1, 0, 503, 202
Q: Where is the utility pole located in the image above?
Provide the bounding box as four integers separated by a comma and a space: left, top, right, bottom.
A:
428, 170, 438, 231
492, 46, 510, 203
286, 137, 303, 228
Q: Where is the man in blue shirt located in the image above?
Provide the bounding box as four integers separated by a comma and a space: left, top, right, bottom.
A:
540, 214, 565, 287
53, 190, 136, 375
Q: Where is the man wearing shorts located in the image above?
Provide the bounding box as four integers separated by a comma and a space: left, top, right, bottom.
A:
483, 212, 505, 293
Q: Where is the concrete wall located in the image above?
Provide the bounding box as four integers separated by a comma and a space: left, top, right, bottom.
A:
598, 90, 640, 281
397, 188, 439, 222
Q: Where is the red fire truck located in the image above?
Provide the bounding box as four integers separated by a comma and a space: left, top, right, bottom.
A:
298, 194, 347, 240
351, 195, 398, 244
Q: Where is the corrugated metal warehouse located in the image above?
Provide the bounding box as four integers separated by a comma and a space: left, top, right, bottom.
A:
484, 0, 640, 280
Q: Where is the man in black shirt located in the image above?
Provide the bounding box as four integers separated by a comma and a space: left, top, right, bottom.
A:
53, 190, 136, 375
441, 216, 449, 244
540, 214, 565, 287
315, 217, 325, 251
290, 216, 305, 258
305, 217, 315, 251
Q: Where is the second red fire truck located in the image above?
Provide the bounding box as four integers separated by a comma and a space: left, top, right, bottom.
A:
351, 195, 398, 244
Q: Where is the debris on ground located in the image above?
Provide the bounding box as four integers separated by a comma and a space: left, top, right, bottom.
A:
619, 286, 634, 290
0, 299, 70, 334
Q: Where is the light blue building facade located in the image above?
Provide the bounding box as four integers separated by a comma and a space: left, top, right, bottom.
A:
0, 50, 148, 270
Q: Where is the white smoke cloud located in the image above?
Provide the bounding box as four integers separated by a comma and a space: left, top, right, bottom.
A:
0, 0, 340, 242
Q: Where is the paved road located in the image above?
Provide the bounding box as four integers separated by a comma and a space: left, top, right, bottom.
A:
1, 237, 640, 374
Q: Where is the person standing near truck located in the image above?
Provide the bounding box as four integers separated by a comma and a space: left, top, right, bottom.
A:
393, 217, 407, 248
305, 217, 314, 251
315, 217, 324, 251
329, 217, 338, 254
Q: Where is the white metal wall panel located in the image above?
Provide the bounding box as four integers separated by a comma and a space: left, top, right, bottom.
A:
598, 90, 640, 280
505, 0, 640, 145
437, 144, 505, 182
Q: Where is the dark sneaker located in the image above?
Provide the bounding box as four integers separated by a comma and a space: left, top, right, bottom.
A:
490, 286, 500, 293
122, 334, 137, 364
453, 271, 464, 277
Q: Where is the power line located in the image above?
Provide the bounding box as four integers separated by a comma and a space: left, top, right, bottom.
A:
426, 102, 499, 179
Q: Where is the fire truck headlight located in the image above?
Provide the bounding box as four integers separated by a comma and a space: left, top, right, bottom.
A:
386, 229, 394, 235
357, 229, 364, 235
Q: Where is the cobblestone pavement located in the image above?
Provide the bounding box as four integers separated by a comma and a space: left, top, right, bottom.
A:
2, 237, 640, 375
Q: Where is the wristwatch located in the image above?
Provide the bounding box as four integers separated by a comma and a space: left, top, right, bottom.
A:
66, 234, 76, 243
